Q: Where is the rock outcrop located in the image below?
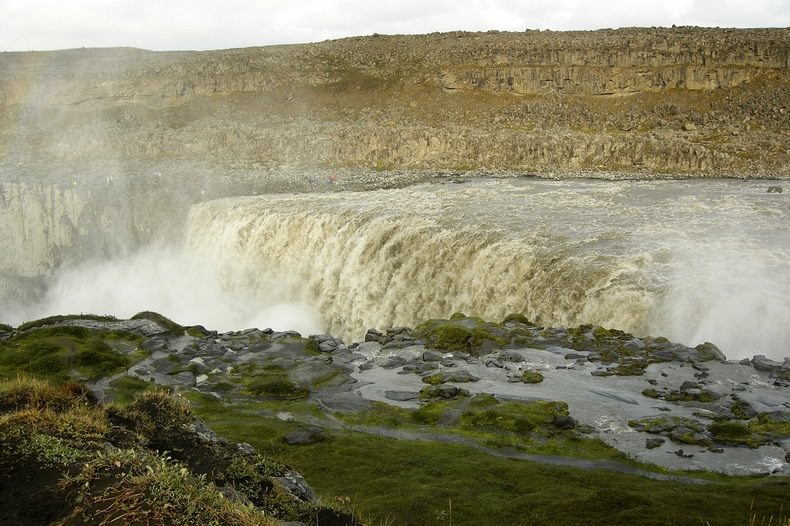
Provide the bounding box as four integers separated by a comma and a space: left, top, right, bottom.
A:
1, 27, 787, 177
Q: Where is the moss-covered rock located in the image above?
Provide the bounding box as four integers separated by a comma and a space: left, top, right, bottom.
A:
414, 315, 509, 355
628, 415, 712, 447
520, 369, 545, 383
131, 311, 184, 335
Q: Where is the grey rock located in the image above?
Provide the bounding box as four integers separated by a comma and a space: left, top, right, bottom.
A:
355, 341, 382, 355
441, 370, 480, 383
382, 340, 420, 350
312, 334, 346, 353
364, 328, 386, 343
422, 349, 445, 362
564, 352, 587, 360
272, 471, 316, 502
385, 390, 421, 401
235, 442, 257, 456
271, 330, 301, 340
694, 342, 726, 362
171, 371, 196, 385
358, 361, 375, 371
752, 355, 788, 374
380, 355, 409, 368
401, 362, 437, 374
499, 350, 525, 362
645, 437, 665, 449
421, 385, 470, 399
141, 337, 169, 352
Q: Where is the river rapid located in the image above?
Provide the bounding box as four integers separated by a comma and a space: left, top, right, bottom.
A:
5, 175, 789, 361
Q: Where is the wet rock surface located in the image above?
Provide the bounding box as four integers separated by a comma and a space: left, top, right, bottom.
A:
9, 313, 788, 477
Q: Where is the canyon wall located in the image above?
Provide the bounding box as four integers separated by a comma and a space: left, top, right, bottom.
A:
1, 27, 787, 177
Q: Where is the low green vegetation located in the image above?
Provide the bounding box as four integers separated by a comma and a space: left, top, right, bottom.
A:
0, 377, 357, 525
16, 314, 118, 332
60, 447, 279, 525
191, 396, 789, 526
1, 314, 787, 525
0, 325, 142, 381
131, 311, 184, 334
108, 375, 160, 405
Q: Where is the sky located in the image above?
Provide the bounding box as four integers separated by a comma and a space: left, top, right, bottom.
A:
1, 0, 789, 52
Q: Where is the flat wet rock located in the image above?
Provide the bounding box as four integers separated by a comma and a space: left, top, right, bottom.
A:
21, 314, 787, 477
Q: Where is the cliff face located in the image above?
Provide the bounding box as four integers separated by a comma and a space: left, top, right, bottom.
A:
0, 27, 788, 177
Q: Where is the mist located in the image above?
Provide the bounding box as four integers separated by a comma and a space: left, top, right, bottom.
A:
651, 236, 790, 362
22, 242, 325, 337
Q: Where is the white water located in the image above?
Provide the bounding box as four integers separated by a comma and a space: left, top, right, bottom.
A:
10, 177, 790, 361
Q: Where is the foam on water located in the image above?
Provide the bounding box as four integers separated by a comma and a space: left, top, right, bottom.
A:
9, 177, 789, 361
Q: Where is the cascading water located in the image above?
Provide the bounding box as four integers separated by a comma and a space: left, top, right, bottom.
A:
179, 178, 789, 360
4, 176, 788, 361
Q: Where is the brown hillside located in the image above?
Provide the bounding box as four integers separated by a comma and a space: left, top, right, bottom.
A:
1, 27, 788, 177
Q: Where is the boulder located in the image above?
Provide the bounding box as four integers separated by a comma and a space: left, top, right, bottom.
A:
312, 334, 346, 353
752, 355, 789, 374
499, 350, 526, 362
422, 349, 445, 362
364, 328, 386, 344
420, 385, 470, 399
694, 342, 726, 362
441, 370, 480, 383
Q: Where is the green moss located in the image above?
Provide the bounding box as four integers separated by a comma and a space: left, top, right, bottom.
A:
415, 316, 509, 355
460, 400, 568, 436
521, 369, 545, 383
664, 389, 720, 403
419, 322, 473, 352
462, 408, 536, 433
468, 393, 499, 408
108, 376, 157, 405
16, 314, 118, 332
130, 311, 184, 334
749, 413, 790, 439
245, 377, 308, 400
641, 388, 661, 399
61, 448, 279, 525
422, 373, 446, 385
338, 401, 412, 428
709, 421, 759, 447
304, 338, 320, 354
616, 361, 647, 375
502, 313, 533, 325
413, 401, 447, 425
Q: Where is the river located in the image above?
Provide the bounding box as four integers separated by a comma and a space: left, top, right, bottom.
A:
3, 175, 789, 361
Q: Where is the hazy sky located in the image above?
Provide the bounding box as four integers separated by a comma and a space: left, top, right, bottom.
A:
2, 0, 789, 52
